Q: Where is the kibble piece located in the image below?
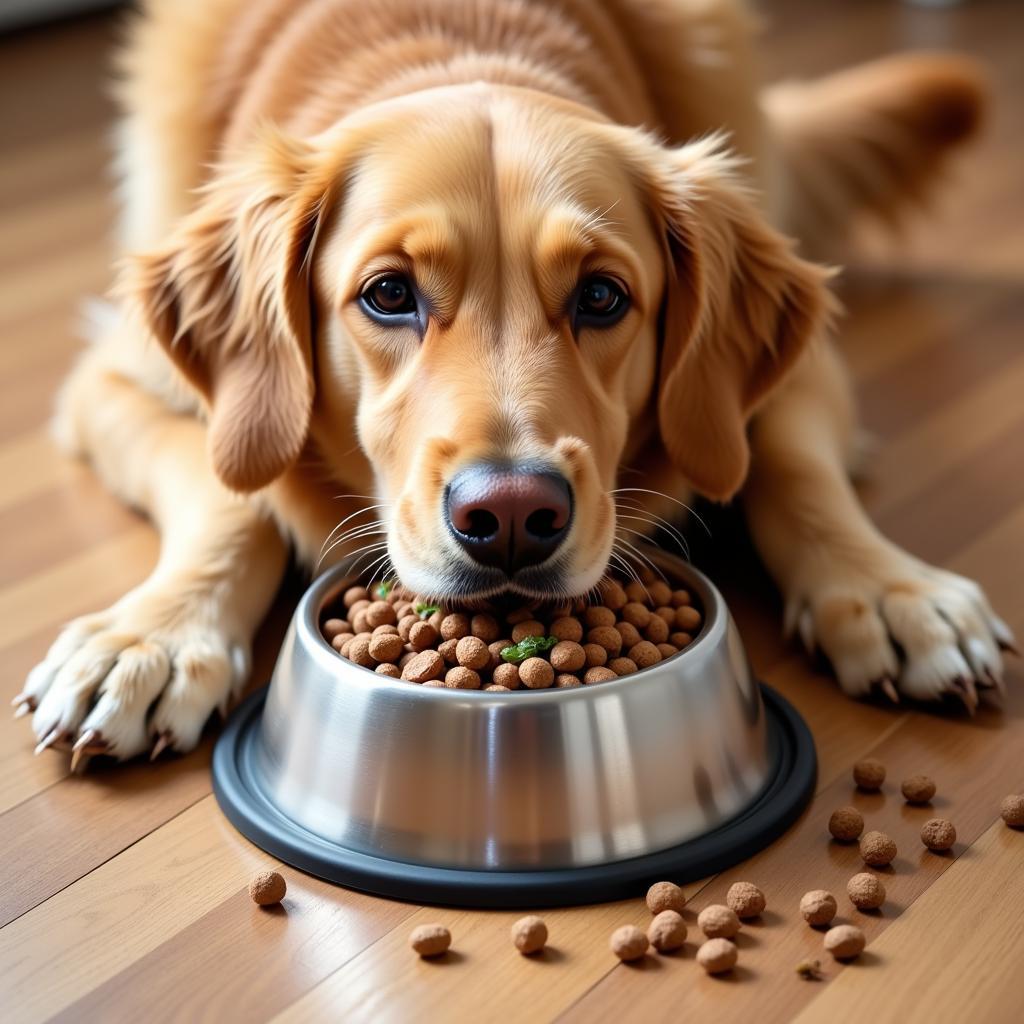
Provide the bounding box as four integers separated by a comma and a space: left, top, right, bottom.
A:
248, 870, 286, 906
828, 806, 864, 842
656, 643, 679, 660
410, 923, 451, 957
853, 758, 886, 791
470, 613, 501, 642
368, 632, 403, 663
511, 915, 548, 955
375, 662, 401, 677
859, 830, 897, 867
437, 638, 460, 664
331, 632, 355, 653
610, 925, 649, 962
408, 620, 438, 651
726, 881, 765, 919
445, 666, 481, 690
653, 605, 677, 626
511, 619, 546, 642
920, 818, 957, 851
598, 580, 628, 610
343, 585, 369, 607
644, 615, 670, 644
1001, 794, 1024, 827
323, 618, 349, 640
824, 924, 866, 961
646, 880, 687, 915
675, 606, 702, 632
550, 640, 586, 672
646, 581, 672, 606
582, 643, 608, 667
628, 641, 662, 668
346, 635, 375, 668
847, 872, 886, 910
621, 602, 652, 629
550, 616, 584, 642
697, 904, 740, 939
440, 613, 471, 641
585, 606, 617, 628
800, 890, 837, 927
488, 639, 512, 668
671, 589, 692, 607
519, 657, 555, 689
366, 600, 397, 628
584, 667, 617, 684
372, 623, 399, 636
455, 635, 490, 670
492, 663, 521, 689
795, 958, 823, 980
624, 581, 649, 603
669, 632, 693, 648
555, 673, 581, 688
401, 650, 444, 683
587, 626, 623, 655
697, 937, 737, 974
485, 684, 510, 692
647, 910, 687, 953
608, 657, 638, 677
615, 621, 642, 649
901, 774, 936, 804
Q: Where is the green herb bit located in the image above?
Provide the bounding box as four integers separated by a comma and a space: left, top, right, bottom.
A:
500, 635, 558, 664
374, 580, 395, 599
415, 603, 440, 619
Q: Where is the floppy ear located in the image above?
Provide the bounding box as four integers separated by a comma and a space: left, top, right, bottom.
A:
117, 129, 331, 492
641, 136, 836, 500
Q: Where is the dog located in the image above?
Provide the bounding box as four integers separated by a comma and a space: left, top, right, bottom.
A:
16, 0, 1012, 765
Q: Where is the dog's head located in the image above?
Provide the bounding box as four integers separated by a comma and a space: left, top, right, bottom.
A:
124, 85, 831, 600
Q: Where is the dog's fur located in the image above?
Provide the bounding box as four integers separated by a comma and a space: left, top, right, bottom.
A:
19, 0, 1011, 762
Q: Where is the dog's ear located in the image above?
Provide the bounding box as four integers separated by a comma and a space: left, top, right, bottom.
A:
634, 135, 835, 500
118, 129, 333, 492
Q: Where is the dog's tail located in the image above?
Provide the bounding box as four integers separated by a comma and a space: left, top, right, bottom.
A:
764, 52, 987, 257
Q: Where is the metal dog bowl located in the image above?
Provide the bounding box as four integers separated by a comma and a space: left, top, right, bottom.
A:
213, 550, 815, 907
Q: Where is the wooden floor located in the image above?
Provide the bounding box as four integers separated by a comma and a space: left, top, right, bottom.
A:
1, 2, 1023, 1022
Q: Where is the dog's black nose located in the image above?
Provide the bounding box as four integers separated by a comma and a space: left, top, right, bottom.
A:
446, 464, 573, 573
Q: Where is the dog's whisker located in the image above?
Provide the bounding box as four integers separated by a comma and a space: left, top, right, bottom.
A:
610, 487, 712, 538
612, 536, 668, 590
613, 495, 693, 556
318, 503, 390, 559
608, 547, 643, 589
331, 540, 389, 576
614, 512, 690, 560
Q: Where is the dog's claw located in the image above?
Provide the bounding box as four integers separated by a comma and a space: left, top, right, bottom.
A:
11, 693, 35, 717
981, 667, 1006, 696
150, 732, 172, 762
14, 701, 32, 719
949, 675, 979, 715
34, 728, 64, 756
879, 678, 900, 704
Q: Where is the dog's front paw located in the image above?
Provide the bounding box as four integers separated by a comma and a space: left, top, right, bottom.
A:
13, 583, 250, 766
789, 551, 1014, 710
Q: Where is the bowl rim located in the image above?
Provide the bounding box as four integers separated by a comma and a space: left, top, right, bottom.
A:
300, 547, 726, 703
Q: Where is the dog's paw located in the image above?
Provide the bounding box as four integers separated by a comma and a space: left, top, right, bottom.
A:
788, 553, 1013, 710
13, 584, 250, 766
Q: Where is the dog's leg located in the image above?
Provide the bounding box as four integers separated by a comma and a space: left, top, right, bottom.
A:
743, 341, 1011, 708
17, 350, 288, 761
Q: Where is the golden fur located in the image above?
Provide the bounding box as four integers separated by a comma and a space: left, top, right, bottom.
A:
18, 0, 1010, 763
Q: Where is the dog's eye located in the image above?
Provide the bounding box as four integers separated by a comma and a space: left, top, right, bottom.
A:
575, 275, 629, 328
361, 274, 418, 318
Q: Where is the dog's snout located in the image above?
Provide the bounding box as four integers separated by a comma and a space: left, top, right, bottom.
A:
446, 463, 573, 573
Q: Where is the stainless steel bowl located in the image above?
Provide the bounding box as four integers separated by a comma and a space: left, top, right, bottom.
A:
213, 549, 815, 906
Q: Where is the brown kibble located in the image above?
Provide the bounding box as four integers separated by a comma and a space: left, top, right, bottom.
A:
408, 620, 438, 651
343, 586, 369, 607
492, 662, 521, 689
331, 632, 355, 652
347, 636, 375, 668
584, 606, 617, 628
671, 589, 692, 607
249, 870, 286, 906
455, 635, 489, 670
901, 774, 936, 804
322, 618, 349, 640
800, 890, 837, 927
598, 580, 628, 610
675, 606, 702, 632
445, 666, 481, 690
470, 613, 501, 642
615, 621, 642, 649
366, 600, 397, 628
410, 923, 451, 957
847, 872, 886, 910
397, 614, 418, 641
646, 581, 672, 607
853, 758, 886, 791
550, 616, 584, 642
828, 805, 864, 842
621, 602, 651, 629
372, 623, 399, 636
1001, 794, 1024, 827
608, 657, 638, 676
628, 641, 661, 668
582, 643, 608, 667
644, 615, 670, 644
726, 881, 765, 919
587, 626, 623, 655
519, 657, 555, 689
398, 651, 416, 669
437, 638, 460, 663
697, 937, 737, 974
921, 818, 957, 851
375, 662, 401, 677
485, 684, 510, 692
610, 924, 649, 961
669, 632, 693, 648
368, 632, 403, 663
401, 650, 444, 683
555, 673, 582, 688
488, 639, 512, 670
697, 904, 740, 939
350, 609, 369, 634
550, 640, 586, 672
824, 924, 865, 960
653, 605, 677, 626
584, 666, 617, 684
657, 643, 679, 659
511, 619, 546, 642
511, 915, 547, 955
624, 581, 649, 603
646, 880, 687, 915
440, 613, 471, 640
859, 830, 897, 867
647, 910, 686, 953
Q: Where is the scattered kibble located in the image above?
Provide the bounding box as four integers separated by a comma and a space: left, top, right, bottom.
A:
698, 904, 741, 939
795, 958, 823, 980
828, 806, 864, 842
860, 829, 897, 867
248, 870, 286, 906
920, 818, 957, 851
610, 924, 649, 961
647, 910, 687, 952
410, 923, 452, 957
901, 774, 936, 804
511, 915, 548, 955
646, 880, 687, 915
800, 890, 838, 927
697, 937, 738, 974
726, 881, 766, 919
847, 872, 886, 910
853, 758, 886, 791
824, 924, 866, 960
1000, 794, 1024, 828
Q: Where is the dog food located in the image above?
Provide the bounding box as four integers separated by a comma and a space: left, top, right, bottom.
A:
920, 818, 957, 851
511, 915, 548, 955
646, 880, 687, 915
248, 870, 287, 906
859, 829, 897, 867
647, 910, 687, 952
697, 904, 741, 939
1001, 794, 1024, 827
828, 806, 864, 842
901, 774, 936, 804
610, 924, 649, 961
824, 924, 866, 960
697, 937, 738, 974
410, 923, 452, 957
847, 872, 886, 910
323, 575, 700, 689
853, 758, 886, 791
795, 958, 823, 980
800, 890, 837, 927
726, 881, 765, 919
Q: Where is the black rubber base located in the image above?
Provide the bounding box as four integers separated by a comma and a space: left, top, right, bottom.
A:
213, 685, 816, 908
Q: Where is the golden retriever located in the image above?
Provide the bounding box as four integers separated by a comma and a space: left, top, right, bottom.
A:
16, 0, 1012, 765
